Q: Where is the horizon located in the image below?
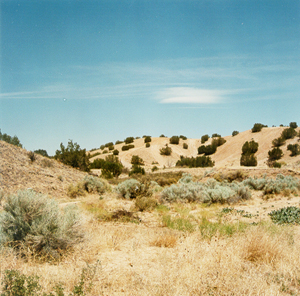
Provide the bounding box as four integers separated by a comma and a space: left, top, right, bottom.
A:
1, 0, 299, 155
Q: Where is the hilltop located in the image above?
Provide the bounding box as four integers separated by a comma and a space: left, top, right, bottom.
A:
89, 126, 300, 171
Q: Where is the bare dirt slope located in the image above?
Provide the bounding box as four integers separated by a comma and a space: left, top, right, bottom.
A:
89, 127, 300, 171
0, 140, 87, 199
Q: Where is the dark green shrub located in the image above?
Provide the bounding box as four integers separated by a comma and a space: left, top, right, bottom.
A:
251, 123, 267, 133
101, 155, 123, 178
34, 149, 49, 157
108, 145, 114, 151
113, 149, 119, 155
272, 136, 286, 147
0, 130, 23, 148
240, 154, 257, 167
121, 144, 135, 151
54, 140, 90, 172
102, 150, 108, 154
268, 147, 283, 161
201, 134, 209, 144
176, 155, 214, 168
232, 131, 239, 137
287, 144, 300, 156
160, 134, 166, 137
271, 161, 282, 168
269, 206, 300, 224
160, 145, 172, 156
183, 143, 188, 149
212, 133, 221, 138
179, 135, 187, 140
129, 165, 145, 176
290, 122, 298, 129
212, 137, 226, 147
100, 145, 105, 150
27, 151, 36, 162
90, 158, 106, 169
131, 155, 145, 165
198, 144, 217, 155
242, 140, 259, 155
145, 143, 150, 148
124, 137, 134, 144
169, 136, 180, 145
152, 166, 159, 172
115, 140, 123, 145
105, 142, 114, 148
0, 190, 83, 259
144, 136, 151, 143
282, 127, 297, 140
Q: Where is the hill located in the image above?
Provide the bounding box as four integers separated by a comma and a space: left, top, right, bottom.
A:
89, 127, 300, 171
0, 140, 87, 199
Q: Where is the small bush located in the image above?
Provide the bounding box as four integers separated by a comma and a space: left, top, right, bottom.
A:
27, 151, 36, 162
211, 137, 226, 147
122, 144, 135, 151
160, 134, 166, 137
287, 144, 300, 156
113, 149, 119, 155
131, 155, 145, 165
115, 179, 144, 199
102, 149, 108, 154
281, 127, 297, 140
67, 182, 86, 198
251, 123, 267, 133
129, 165, 145, 176
212, 133, 221, 138
272, 136, 286, 147
160, 145, 172, 156
82, 175, 109, 194
179, 135, 187, 140
232, 131, 239, 136
145, 143, 150, 148
268, 147, 283, 161
242, 140, 259, 154
144, 136, 151, 143
0, 190, 83, 259
104, 142, 114, 148
124, 137, 134, 144
115, 140, 123, 145
101, 155, 123, 179
169, 136, 180, 145
135, 196, 157, 212
269, 206, 300, 224
240, 154, 257, 166
152, 166, 159, 172
34, 149, 49, 157
89, 158, 105, 169
290, 122, 298, 129
0, 130, 23, 148
201, 134, 209, 144
108, 145, 114, 151
183, 143, 188, 149
176, 155, 214, 168
198, 144, 217, 155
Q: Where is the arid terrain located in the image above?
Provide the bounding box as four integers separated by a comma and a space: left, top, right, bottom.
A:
1, 126, 300, 295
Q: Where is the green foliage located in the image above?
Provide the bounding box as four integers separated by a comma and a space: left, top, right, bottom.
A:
82, 175, 109, 194
115, 140, 123, 145
201, 134, 209, 144
269, 206, 300, 224
0, 190, 83, 259
240, 154, 257, 166
100, 145, 105, 150
129, 165, 145, 176
131, 155, 145, 165
27, 151, 36, 162
251, 123, 267, 133
287, 144, 300, 156
169, 136, 180, 145
0, 130, 23, 148
160, 145, 172, 156
272, 136, 286, 147
183, 143, 188, 149
160, 134, 166, 137
198, 144, 217, 155
242, 140, 259, 154
124, 137, 134, 144
135, 196, 157, 212
161, 178, 251, 204
152, 166, 159, 172
162, 215, 195, 232
115, 179, 144, 199
232, 131, 239, 136
289, 122, 298, 129
212, 133, 221, 138
176, 155, 214, 168
179, 135, 187, 140
121, 144, 135, 151
281, 127, 297, 140
113, 149, 119, 155
34, 149, 49, 157
101, 155, 123, 179
108, 145, 114, 151
54, 140, 90, 172
145, 143, 150, 148
144, 136, 151, 143
271, 161, 282, 168
212, 137, 226, 147
268, 147, 283, 161
89, 158, 105, 169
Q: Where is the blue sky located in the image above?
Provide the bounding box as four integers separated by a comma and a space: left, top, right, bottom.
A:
1, 0, 299, 155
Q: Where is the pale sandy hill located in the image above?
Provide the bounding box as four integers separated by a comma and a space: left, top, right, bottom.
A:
89, 127, 300, 171
0, 140, 87, 199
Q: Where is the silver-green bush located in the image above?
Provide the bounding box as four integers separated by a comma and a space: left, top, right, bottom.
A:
0, 190, 83, 258
82, 175, 110, 194
114, 179, 144, 199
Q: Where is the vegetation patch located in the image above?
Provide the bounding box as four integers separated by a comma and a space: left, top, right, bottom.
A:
269, 206, 300, 224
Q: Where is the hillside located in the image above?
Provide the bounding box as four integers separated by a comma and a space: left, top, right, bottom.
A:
89, 127, 300, 171
0, 140, 87, 199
